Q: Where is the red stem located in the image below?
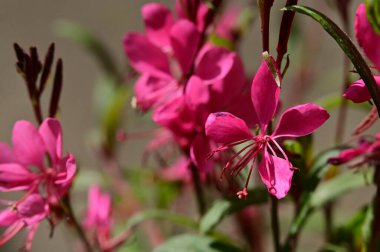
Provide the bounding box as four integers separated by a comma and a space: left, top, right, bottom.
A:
276, 0, 298, 67
258, 0, 274, 52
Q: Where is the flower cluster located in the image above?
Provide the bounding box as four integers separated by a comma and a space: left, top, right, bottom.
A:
0, 118, 76, 250
124, 2, 253, 175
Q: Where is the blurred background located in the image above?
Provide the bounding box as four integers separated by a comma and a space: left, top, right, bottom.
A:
0, 0, 372, 251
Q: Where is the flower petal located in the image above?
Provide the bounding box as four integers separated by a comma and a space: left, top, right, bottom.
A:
12, 120, 46, 168
142, 3, 173, 48
272, 103, 329, 138
17, 194, 48, 225
195, 46, 234, 83
39, 118, 62, 162
343, 76, 380, 103
258, 150, 294, 199
355, 4, 380, 70
0, 209, 18, 227
205, 112, 253, 144
170, 20, 200, 74
251, 57, 281, 131
55, 153, 76, 188
123, 33, 171, 79
134, 74, 176, 111
185, 75, 210, 111
0, 163, 35, 191
153, 95, 195, 149
25, 223, 39, 252
208, 53, 246, 111
84, 185, 111, 229
227, 80, 259, 128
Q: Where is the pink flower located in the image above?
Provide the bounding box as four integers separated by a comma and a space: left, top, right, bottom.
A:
124, 2, 252, 177
329, 133, 380, 167
84, 186, 129, 252
205, 54, 329, 199
0, 118, 76, 201
0, 194, 49, 251
355, 4, 380, 70
343, 4, 380, 103
84, 186, 112, 235
84, 186, 112, 251
123, 3, 236, 112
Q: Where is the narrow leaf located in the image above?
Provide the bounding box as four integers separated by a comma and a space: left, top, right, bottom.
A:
200, 188, 268, 234
305, 147, 345, 191
200, 200, 230, 234
362, 204, 374, 250
283, 5, 380, 117
153, 234, 242, 252
310, 169, 373, 208
125, 209, 198, 231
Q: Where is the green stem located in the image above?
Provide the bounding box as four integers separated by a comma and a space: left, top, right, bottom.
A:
323, 202, 334, 242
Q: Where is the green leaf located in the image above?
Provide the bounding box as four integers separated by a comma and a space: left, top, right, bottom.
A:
311, 170, 372, 208
125, 209, 199, 231
153, 234, 242, 252
283, 5, 380, 117
365, 0, 380, 34
362, 204, 374, 252
200, 200, 230, 234
199, 188, 268, 234
209, 34, 235, 51
333, 205, 372, 250
54, 20, 122, 81
305, 147, 345, 191
283, 140, 303, 156
319, 244, 348, 252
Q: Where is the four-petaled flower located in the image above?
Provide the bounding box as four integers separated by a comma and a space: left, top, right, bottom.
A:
206, 54, 329, 199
